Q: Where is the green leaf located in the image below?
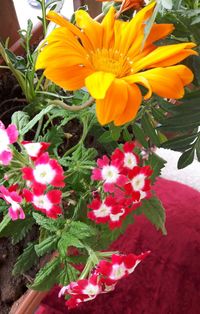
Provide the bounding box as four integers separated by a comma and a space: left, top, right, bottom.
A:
0, 199, 8, 214
11, 111, 30, 132
136, 196, 167, 235
141, 113, 160, 146
0, 214, 11, 234
177, 148, 195, 169
132, 123, 148, 148
98, 131, 114, 144
32, 212, 64, 232
13, 243, 38, 276
162, 133, 198, 151
31, 258, 61, 291
35, 236, 59, 257
58, 233, 84, 258
110, 124, 121, 141
12, 218, 35, 245
21, 105, 54, 136
147, 153, 166, 183
58, 263, 79, 286
69, 221, 97, 239
161, 0, 172, 9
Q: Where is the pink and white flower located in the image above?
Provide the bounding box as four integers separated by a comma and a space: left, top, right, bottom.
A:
92, 155, 127, 192
98, 252, 150, 282
23, 186, 62, 218
59, 274, 101, 309
112, 142, 139, 174
21, 141, 50, 160
0, 185, 25, 220
22, 152, 65, 188
0, 121, 18, 165
125, 166, 153, 200
88, 196, 126, 229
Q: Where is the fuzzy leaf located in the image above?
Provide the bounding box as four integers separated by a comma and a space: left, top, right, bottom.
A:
11, 111, 30, 133
58, 263, 80, 286
142, 113, 160, 146
30, 258, 61, 291
58, 233, 84, 258
0, 214, 11, 234
21, 105, 54, 136
13, 243, 38, 275
35, 236, 59, 257
32, 212, 64, 232
69, 221, 97, 239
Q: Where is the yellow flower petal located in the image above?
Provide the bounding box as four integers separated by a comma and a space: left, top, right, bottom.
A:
75, 10, 103, 50
96, 79, 128, 125
133, 43, 197, 72
44, 65, 92, 90
114, 83, 142, 126
85, 71, 115, 99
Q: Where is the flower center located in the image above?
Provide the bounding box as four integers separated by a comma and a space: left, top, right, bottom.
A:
124, 152, 137, 169
102, 165, 119, 183
90, 48, 132, 77
33, 195, 52, 210
110, 263, 126, 280
131, 174, 145, 191
33, 164, 56, 184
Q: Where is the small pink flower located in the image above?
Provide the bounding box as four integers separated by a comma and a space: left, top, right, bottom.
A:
92, 155, 127, 192
0, 121, 18, 165
112, 142, 139, 173
59, 274, 101, 309
23, 186, 62, 218
0, 185, 25, 220
22, 152, 65, 188
22, 141, 50, 160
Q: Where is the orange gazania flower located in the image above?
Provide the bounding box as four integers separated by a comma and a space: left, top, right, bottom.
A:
36, 2, 197, 126
97, 0, 146, 13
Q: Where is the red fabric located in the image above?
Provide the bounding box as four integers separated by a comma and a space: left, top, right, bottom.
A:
36, 178, 200, 314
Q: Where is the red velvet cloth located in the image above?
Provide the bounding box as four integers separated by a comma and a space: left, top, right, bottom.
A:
36, 178, 200, 314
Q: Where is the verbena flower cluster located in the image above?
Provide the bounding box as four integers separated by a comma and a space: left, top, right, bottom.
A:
0, 120, 65, 220
59, 251, 150, 309
88, 142, 152, 229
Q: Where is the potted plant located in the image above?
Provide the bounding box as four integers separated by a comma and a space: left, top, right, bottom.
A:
0, 0, 200, 313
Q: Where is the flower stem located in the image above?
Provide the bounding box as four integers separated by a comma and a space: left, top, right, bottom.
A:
51, 96, 94, 112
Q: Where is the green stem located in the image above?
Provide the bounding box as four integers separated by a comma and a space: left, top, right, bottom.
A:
52, 97, 94, 112
34, 117, 44, 141
40, 0, 47, 36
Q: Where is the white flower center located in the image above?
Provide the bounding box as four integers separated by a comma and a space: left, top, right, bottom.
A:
83, 284, 99, 296
95, 203, 111, 218
131, 174, 145, 191
110, 263, 126, 280
110, 208, 125, 222
24, 143, 42, 157
33, 164, 56, 184
102, 165, 119, 183
33, 195, 52, 211
0, 129, 9, 153
124, 152, 137, 169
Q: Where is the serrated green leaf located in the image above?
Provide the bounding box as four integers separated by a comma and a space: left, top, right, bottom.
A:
58, 263, 79, 286
98, 131, 114, 144
31, 258, 61, 291
35, 236, 59, 257
147, 153, 166, 183
0, 214, 11, 234
11, 111, 30, 133
21, 105, 53, 136
141, 113, 160, 146
0, 199, 8, 214
110, 124, 121, 141
12, 218, 35, 245
58, 233, 84, 258
13, 243, 38, 276
177, 148, 195, 169
136, 196, 167, 235
161, 0, 172, 9
132, 123, 148, 148
69, 221, 97, 239
32, 212, 63, 232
